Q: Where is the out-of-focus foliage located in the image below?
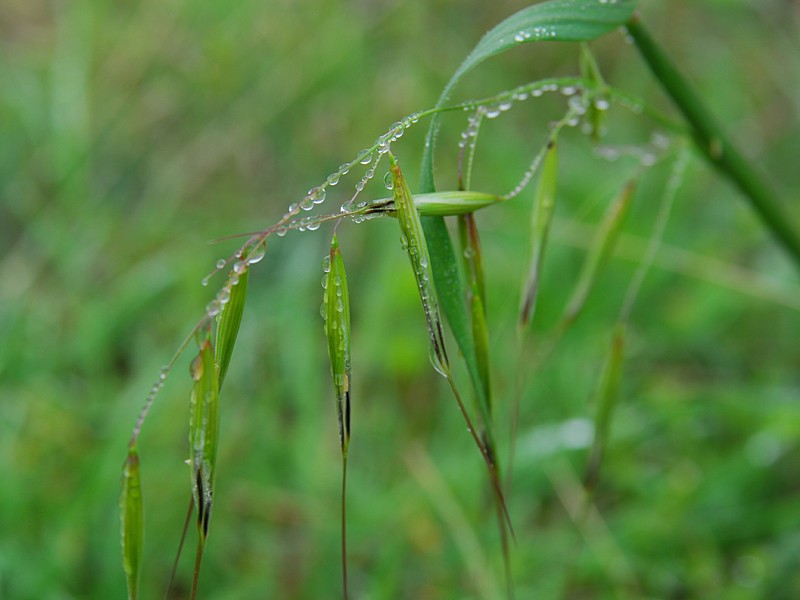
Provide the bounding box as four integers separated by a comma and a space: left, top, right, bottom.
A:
1, 0, 799, 598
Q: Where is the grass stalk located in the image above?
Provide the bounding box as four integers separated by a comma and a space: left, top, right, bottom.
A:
626, 14, 800, 268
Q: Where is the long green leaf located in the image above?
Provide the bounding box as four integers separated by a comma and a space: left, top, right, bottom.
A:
419, 0, 637, 425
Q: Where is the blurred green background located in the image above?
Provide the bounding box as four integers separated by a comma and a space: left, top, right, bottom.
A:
2, 0, 799, 598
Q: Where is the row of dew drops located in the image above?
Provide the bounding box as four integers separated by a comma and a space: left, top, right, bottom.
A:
199, 76, 646, 322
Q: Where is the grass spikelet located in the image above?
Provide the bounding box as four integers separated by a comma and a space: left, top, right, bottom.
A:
215, 251, 252, 389
323, 233, 352, 598
390, 152, 515, 572
561, 179, 635, 328
391, 190, 504, 217
389, 152, 449, 377
520, 139, 559, 331
188, 325, 220, 598
120, 444, 143, 600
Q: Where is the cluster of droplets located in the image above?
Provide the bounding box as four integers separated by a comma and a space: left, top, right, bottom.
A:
319, 253, 346, 321
144, 364, 170, 408
339, 114, 420, 215
595, 131, 672, 167
513, 26, 557, 43
204, 240, 265, 318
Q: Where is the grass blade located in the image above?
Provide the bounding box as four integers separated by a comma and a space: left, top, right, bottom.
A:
561, 179, 635, 328
120, 444, 143, 600
626, 15, 800, 268
323, 233, 352, 599
519, 139, 559, 331
421, 0, 636, 192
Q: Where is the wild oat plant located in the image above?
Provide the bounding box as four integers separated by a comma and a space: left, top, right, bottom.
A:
120, 1, 799, 598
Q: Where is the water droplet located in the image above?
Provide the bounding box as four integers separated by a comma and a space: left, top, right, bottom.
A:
399, 233, 408, 250
306, 220, 320, 231
288, 203, 299, 213
532, 88, 544, 97
355, 180, 365, 192
320, 303, 327, 319
300, 197, 314, 211
246, 241, 266, 265
276, 229, 287, 237
327, 173, 340, 186
311, 187, 326, 204
338, 163, 350, 176
384, 172, 394, 190
233, 261, 247, 275
498, 101, 513, 112
485, 107, 501, 119
230, 273, 239, 285
322, 255, 331, 273
357, 149, 372, 164
206, 300, 220, 317
594, 98, 610, 111
201, 276, 211, 287
217, 288, 230, 304
321, 274, 328, 289
216, 259, 227, 270
514, 32, 525, 42
561, 86, 577, 96
336, 298, 344, 312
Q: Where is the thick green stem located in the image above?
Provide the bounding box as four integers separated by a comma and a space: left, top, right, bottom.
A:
626, 14, 800, 268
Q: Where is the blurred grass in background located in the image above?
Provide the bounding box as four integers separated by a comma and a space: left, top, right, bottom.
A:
2, 0, 799, 598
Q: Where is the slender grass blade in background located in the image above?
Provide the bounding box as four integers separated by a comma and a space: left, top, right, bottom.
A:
561, 180, 635, 329
584, 324, 625, 493
520, 139, 559, 331
120, 444, 143, 600
626, 15, 800, 268
323, 233, 352, 598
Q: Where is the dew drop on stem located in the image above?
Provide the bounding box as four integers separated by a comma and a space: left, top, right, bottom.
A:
246, 241, 266, 265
